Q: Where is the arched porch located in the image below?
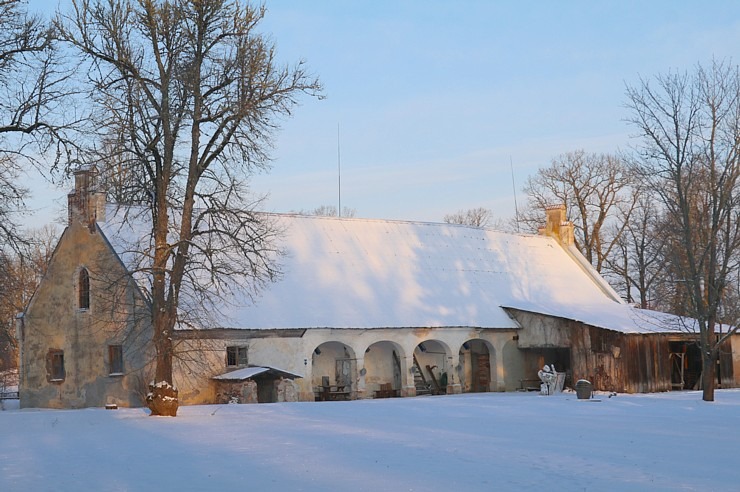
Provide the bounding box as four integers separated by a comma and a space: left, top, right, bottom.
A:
459, 338, 496, 393
364, 340, 406, 399
412, 339, 451, 396
311, 341, 357, 401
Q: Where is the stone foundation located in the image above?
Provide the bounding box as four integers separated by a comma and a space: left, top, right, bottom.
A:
215, 380, 258, 404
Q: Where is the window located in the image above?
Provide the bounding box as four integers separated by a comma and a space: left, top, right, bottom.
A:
226, 346, 248, 367
78, 268, 90, 310
109, 345, 124, 375
47, 349, 65, 382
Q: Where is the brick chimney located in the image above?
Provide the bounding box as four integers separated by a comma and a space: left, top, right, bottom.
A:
68, 166, 106, 229
538, 204, 574, 246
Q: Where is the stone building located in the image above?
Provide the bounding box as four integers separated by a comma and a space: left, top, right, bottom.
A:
17, 170, 740, 408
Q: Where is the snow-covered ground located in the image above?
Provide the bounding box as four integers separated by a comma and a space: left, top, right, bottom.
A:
2, 390, 739, 491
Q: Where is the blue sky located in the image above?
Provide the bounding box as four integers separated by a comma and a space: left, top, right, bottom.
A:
25, 0, 740, 224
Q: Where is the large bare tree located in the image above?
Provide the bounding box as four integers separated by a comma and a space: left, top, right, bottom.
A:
520, 150, 638, 273
0, 0, 77, 253
626, 60, 740, 401
58, 0, 321, 415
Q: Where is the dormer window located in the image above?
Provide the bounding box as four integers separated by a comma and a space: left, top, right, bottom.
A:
78, 268, 90, 310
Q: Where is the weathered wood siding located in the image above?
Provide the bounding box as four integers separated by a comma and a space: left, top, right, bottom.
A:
510, 309, 679, 393
719, 338, 735, 389
732, 335, 740, 387
570, 325, 672, 393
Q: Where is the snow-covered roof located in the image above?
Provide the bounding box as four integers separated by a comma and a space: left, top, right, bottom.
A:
502, 300, 695, 334
98, 207, 691, 334
212, 366, 303, 381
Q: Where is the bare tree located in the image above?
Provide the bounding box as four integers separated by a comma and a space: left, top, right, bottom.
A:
626, 60, 740, 401
0, 0, 77, 253
520, 150, 638, 273
58, 0, 321, 415
0, 225, 59, 371
443, 207, 496, 228
605, 190, 668, 309
296, 205, 357, 218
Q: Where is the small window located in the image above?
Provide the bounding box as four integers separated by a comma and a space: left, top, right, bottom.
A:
78, 268, 90, 310
109, 345, 124, 375
226, 346, 248, 367
47, 349, 65, 382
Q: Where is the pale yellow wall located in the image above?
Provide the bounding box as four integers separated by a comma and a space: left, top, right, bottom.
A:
20, 220, 153, 409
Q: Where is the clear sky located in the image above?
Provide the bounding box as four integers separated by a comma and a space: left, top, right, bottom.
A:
23, 0, 740, 225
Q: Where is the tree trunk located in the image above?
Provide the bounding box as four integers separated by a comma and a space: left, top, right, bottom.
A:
147, 308, 178, 416
701, 351, 715, 402
146, 381, 178, 417
147, 351, 179, 415
147, 251, 179, 415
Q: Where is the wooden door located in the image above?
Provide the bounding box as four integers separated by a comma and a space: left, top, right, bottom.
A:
392, 350, 402, 390
474, 354, 490, 392
335, 359, 351, 388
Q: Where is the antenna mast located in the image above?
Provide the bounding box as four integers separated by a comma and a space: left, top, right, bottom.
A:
337, 123, 341, 217
510, 156, 520, 232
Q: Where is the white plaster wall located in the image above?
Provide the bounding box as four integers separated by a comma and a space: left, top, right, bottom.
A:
175, 327, 518, 403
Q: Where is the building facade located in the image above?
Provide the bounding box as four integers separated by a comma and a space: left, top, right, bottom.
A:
18, 170, 737, 408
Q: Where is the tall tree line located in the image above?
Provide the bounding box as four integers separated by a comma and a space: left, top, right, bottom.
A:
626, 60, 740, 401
517, 61, 740, 401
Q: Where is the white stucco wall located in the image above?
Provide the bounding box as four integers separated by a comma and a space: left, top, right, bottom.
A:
173, 326, 519, 403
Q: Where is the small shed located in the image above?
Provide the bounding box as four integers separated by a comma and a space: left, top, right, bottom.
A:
213, 366, 303, 403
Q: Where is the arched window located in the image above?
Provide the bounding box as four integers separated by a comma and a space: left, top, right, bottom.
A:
78, 268, 90, 310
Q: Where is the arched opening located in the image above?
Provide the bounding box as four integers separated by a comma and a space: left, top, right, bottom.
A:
364, 341, 405, 398
413, 339, 450, 395
312, 341, 357, 401
78, 268, 90, 310
459, 339, 495, 393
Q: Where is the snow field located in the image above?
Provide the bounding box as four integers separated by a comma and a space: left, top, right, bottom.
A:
1, 390, 739, 491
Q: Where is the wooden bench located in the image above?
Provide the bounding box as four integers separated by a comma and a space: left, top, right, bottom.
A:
374, 383, 399, 399
0, 391, 19, 400
315, 385, 351, 401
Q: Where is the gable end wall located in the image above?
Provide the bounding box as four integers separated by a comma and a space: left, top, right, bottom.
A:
19, 220, 153, 408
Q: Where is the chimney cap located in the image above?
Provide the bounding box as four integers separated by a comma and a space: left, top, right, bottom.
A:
72, 164, 98, 175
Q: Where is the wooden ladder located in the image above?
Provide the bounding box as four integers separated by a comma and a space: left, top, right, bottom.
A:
413, 355, 432, 395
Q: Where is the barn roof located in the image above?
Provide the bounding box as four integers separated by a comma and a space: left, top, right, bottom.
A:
98, 206, 691, 334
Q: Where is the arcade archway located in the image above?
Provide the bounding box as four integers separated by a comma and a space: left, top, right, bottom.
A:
459, 339, 495, 393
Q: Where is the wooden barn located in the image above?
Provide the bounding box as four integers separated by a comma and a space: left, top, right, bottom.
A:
507, 309, 735, 393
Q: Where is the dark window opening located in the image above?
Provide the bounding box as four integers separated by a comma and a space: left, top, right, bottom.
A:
226, 346, 248, 367
78, 268, 90, 310
47, 349, 65, 382
109, 345, 124, 375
